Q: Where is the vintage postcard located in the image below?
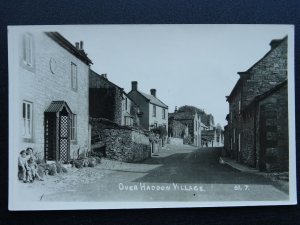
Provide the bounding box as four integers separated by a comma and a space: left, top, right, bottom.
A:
8, 25, 296, 210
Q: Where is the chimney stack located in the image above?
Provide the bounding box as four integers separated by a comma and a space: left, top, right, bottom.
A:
132, 81, 138, 91
175, 106, 178, 113
150, 89, 156, 97
101, 73, 107, 79
75, 42, 80, 49
80, 41, 84, 50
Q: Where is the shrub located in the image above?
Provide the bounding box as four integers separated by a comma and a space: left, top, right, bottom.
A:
55, 162, 63, 173
88, 158, 97, 167
48, 163, 57, 175
74, 160, 84, 169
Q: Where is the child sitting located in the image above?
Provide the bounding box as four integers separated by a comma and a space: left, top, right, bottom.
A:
28, 157, 44, 181
18, 150, 31, 183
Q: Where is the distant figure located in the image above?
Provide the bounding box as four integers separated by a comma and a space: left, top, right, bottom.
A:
205, 142, 208, 147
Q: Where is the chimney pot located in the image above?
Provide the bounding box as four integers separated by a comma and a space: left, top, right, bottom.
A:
80, 41, 84, 50
75, 42, 80, 49
132, 81, 138, 91
150, 89, 156, 97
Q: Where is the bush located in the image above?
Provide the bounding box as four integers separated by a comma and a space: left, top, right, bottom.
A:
88, 158, 97, 167
55, 162, 63, 173
94, 156, 101, 164
150, 126, 167, 139
48, 163, 57, 175
73, 160, 84, 169
61, 166, 68, 173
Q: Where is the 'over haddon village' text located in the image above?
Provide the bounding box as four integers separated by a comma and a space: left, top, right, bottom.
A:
118, 183, 206, 192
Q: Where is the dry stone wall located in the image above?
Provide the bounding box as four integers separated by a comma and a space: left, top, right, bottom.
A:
90, 118, 151, 162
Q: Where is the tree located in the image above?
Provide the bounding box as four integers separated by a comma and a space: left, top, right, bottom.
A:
150, 126, 167, 139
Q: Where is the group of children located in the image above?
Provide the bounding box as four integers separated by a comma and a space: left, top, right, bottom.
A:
18, 148, 43, 183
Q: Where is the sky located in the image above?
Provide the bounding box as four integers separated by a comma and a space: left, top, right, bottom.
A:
56, 25, 292, 127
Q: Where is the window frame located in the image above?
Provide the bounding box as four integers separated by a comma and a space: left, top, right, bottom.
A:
71, 62, 78, 91
153, 105, 156, 117
22, 33, 34, 69
22, 101, 33, 139
70, 114, 77, 142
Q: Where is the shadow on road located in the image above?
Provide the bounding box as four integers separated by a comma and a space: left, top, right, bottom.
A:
133, 147, 278, 186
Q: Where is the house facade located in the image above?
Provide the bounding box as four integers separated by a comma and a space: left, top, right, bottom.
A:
10, 31, 92, 163
89, 70, 140, 127
225, 36, 288, 172
128, 81, 168, 132
168, 110, 201, 147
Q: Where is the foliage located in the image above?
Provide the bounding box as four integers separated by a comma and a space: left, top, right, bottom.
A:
150, 126, 167, 138
177, 105, 214, 126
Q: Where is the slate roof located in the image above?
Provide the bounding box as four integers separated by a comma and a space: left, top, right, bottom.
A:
45, 101, 72, 113
242, 79, 287, 113
45, 32, 92, 65
226, 36, 287, 102
138, 91, 168, 109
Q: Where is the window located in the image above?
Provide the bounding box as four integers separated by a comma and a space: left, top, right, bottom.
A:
70, 114, 77, 141
162, 108, 166, 119
153, 105, 156, 117
71, 63, 77, 91
22, 101, 32, 139
23, 33, 33, 67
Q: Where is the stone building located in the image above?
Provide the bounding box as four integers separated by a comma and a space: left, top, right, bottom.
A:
128, 81, 168, 132
10, 31, 92, 163
168, 110, 201, 147
89, 70, 140, 127
225, 36, 288, 172
168, 115, 189, 145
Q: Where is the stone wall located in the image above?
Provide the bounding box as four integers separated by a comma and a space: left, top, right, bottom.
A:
256, 84, 288, 171
90, 118, 151, 162
226, 37, 288, 171
167, 137, 183, 145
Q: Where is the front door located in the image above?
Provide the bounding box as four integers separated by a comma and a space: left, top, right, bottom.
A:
44, 102, 71, 163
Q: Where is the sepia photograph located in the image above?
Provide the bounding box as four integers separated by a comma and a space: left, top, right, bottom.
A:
8, 24, 296, 210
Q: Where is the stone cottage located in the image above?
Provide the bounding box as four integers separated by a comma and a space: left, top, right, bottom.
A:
89, 70, 140, 127
225, 36, 288, 172
10, 30, 92, 163
168, 115, 189, 145
128, 81, 168, 132
168, 110, 201, 147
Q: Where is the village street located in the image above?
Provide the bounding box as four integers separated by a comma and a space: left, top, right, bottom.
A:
18, 145, 288, 203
